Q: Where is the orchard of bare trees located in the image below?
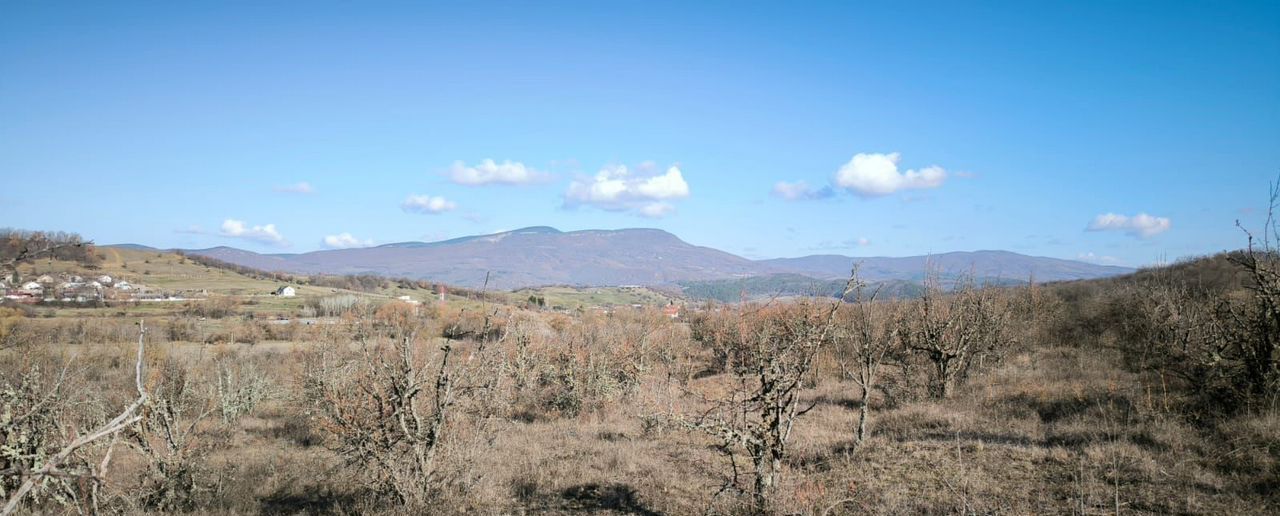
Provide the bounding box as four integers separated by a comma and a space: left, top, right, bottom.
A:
1, 216, 1278, 514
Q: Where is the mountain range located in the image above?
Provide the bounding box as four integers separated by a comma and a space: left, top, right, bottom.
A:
114, 226, 1132, 290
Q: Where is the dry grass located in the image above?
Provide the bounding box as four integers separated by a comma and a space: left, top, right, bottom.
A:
2, 258, 1278, 515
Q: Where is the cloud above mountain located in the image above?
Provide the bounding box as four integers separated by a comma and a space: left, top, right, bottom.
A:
833, 152, 947, 197
220, 219, 287, 246
448, 159, 548, 186
564, 163, 690, 218
1086, 213, 1171, 238
402, 194, 457, 214
322, 232, 374, 249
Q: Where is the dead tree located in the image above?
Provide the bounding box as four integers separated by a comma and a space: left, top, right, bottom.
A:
1, 321, 149, 516
681, 272, 855, 511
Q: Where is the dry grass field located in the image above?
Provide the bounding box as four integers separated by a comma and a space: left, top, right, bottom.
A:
1, 242, 1277, 515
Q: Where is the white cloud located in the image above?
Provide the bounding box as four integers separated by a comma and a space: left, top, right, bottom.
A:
220, 219, 287, 246
322, 233, 374, 249
638, 202, 676, 218
564, 163, 690, 217
1086, 212, 1171, 239
401, 194, 457, 214
274, 181, 314, 194
856, 237, 871, 247
448, 159, 547, 186
1077, 252, 1125, 266
771, 181, 834, 201
833, 152, 947, 197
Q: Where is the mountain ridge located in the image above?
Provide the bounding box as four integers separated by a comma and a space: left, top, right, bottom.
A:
107, 226, 1132, 289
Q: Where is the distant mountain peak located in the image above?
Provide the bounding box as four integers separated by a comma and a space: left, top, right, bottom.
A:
509, 226, 562, 235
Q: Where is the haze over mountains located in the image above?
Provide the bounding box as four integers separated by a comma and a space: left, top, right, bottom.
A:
120, 226, 1132, 290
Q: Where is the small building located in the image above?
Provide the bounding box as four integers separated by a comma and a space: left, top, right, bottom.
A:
115, 281, 133, 291
663, 304, 681, 319
275, 286, 297, 297
20, 281, 43, 293
397, 295, 421, 305
35, 275, 55, 284
97, 275, 113, 285
4, 292, 38, 304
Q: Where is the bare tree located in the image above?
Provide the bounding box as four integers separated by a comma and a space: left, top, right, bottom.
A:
1124, 180, 1280, 412
1, 321, 149, 516
305, 319, 464, 507
680, 273, 855, 511
689, 308, 745, 374
833, 266, 898, 444
1119, 272, 1228, 405
0, 229, 95, 281
129, 357, 217, 510
1227, 179, 1280, 408
899, 270, 1009, 399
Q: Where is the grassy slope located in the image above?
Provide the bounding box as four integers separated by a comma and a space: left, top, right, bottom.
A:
509, 285, 675, 310
16, 248, 446, 317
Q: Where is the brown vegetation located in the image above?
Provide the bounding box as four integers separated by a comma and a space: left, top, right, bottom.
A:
1, 222, 1278, 514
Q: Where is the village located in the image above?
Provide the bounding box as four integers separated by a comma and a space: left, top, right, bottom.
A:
0, 271, 271, 305
0, 265, 686, 320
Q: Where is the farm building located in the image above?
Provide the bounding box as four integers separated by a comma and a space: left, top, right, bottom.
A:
275, 286, 297, 297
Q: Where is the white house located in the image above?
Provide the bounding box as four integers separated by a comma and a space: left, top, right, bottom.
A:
36, 275, 54, 284
275, 286, 296, 297
97, 275, 113, 285
20, 281, 43, 293
115, 281, 133, 291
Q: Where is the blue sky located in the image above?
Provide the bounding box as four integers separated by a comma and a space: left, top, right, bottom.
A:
1, 1, 1276, 266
